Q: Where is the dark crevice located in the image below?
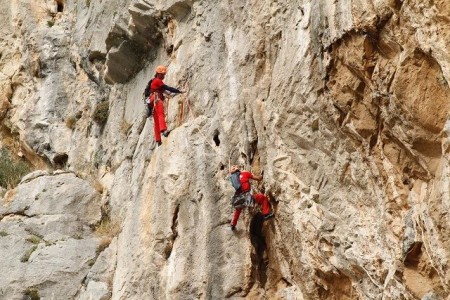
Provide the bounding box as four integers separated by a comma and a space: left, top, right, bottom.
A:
404, 241, 422, 265
56, 0, 64, 12
249, 213, 268, 289
165, 204, 180, 259
171, 204, 180, 239
393, 0, 403, 10
250, 213, 266, 256
281, 277, 293, 287
248, 139, 258, 165
370, 103, 384, 152
53, 153, 68, 168
213, 131, 220, 146
80, 58, 100, 85
369, 133, 378, 150
1, 210, 33, 221
332, 103, 347, 127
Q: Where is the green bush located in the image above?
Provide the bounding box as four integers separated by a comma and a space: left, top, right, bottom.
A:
0, 148, 31, 188
24, 287, 40, 300
93, 101, 109, 125
21, 245, 37, 263
65, 115, 77, 129
26, 235, 42, 245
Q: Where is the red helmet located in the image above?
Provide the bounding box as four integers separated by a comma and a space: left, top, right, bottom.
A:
155, 65, 167, 74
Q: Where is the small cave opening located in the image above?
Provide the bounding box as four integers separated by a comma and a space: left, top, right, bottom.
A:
53, 153, 68, 168
56, 0, 64, 12
403, 242, 442, 298
316, 269, 353, 300
213, 131, 220, 146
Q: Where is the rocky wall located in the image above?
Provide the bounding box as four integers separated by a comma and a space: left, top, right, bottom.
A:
0, 0, 449, 299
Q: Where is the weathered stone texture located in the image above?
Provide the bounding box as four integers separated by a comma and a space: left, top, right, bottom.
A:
0, 0, 449, 299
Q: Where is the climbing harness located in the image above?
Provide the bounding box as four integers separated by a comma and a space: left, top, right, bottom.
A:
231, 191, 254, 209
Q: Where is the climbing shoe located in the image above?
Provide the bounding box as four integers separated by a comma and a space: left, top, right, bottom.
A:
157, 141, 162, 146
263, 212, 274, 220
162, 130, 171, 138
230, 224, 236, 231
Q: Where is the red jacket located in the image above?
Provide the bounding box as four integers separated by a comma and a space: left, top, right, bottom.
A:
150, 78, 165, 100
239, 171, 255, 193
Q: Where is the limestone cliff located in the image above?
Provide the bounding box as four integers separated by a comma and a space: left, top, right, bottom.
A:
1, 0, 449, 299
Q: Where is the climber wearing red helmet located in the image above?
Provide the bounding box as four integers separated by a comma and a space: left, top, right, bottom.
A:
146, 65, 183, 145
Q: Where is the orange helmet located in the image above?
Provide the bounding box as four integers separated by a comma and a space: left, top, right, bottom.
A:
155, 65, 167, 74
229, 165, 240, 174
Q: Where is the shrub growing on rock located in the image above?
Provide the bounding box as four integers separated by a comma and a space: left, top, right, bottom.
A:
93, 101, 109, 125
20, 245, 37, 263
65, 115, 77, 129
23, 287, 40, 300
0, 148, 31, 188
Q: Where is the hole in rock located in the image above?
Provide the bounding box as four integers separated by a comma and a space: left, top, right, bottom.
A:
404, 242, 442, 298
53, 153, 68, 167
56, 0, 64, 12
213, 132, 220, 146
316, 269, 353, 299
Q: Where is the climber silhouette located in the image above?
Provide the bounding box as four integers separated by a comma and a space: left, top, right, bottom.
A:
229, 165, 274, 231
144, 65, 183, 146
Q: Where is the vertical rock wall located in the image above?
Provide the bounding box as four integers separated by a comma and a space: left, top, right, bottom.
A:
0, 0, 449, 299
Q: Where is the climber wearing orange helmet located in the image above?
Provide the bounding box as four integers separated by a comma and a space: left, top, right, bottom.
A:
229, 165, 274, 231
146, 65, 183, 145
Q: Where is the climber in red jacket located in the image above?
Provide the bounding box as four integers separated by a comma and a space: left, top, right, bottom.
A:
229, 165, 274, 231
147, 65, 183, 145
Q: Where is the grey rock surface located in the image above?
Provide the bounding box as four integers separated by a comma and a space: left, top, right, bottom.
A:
0, 173, 102, 299
0, 0, 449, 299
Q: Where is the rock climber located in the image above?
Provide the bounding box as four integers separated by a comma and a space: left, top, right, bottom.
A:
229, 165, 274, 231
146, 65, 183, 146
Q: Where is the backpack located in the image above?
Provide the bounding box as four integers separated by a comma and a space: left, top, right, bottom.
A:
229, 171, 241, 191
144, 79, 152, 97
144, 80, 153, 117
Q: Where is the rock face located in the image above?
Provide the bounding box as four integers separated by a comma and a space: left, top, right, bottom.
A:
0, 0, 450, 299
0, 171, 104, 299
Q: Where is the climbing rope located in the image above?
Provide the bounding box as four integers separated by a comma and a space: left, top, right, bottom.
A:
177, 86, 218, 153
177, 92, 185, 127
164, 93, 170, 117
